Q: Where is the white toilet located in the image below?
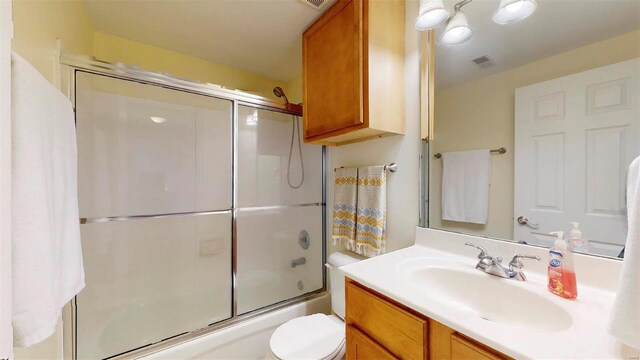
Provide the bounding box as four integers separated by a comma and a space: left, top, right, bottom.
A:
267, 251, 364, 360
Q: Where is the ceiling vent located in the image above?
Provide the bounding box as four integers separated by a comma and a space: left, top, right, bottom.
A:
472, 55, 495, 69
299, 0, 329, 10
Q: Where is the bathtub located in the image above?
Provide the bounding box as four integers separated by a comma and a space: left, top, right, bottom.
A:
140, 294, 331, 360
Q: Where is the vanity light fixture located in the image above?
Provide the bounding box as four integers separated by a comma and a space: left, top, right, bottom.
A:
416, 0, 538, 46
441, 10, 473, 45
493, 0, 537, 24
415, 0, 451, 31
150, 116, 167, 124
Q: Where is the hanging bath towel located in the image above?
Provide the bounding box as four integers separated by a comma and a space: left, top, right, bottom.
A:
11, 53, 85, 347
332, 167, 358, 250
355, 166, 387, 258
608, 156, 640, 348
441, 150, 491, 224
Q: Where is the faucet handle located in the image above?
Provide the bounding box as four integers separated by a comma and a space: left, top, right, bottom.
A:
509, 254, 541, 269
465, 242, 489, 259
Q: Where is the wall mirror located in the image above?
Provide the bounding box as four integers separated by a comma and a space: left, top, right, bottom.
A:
420, 0, 640, 259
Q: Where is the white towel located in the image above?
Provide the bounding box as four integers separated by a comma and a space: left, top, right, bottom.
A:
332, 168, 358, 250
608, 156, 640, 348
355, 166, 387, 258
441, 150, 491, 224
11, 53, 85, 347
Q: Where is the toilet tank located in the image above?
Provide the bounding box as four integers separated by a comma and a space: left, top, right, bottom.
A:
326, 251, 365, 320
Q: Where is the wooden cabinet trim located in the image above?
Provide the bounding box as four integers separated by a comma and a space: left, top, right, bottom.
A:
429, 318, 454, 360
366, 0, 405, 134
303, 0, 353, 39
360, 0, 369, 131
303, 122, 371, 144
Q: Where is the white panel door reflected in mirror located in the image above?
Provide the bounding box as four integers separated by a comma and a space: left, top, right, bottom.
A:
514, 60, 639, 257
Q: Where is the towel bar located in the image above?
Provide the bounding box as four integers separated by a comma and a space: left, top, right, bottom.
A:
333, 163, 397, 173
434, 147, 506, 159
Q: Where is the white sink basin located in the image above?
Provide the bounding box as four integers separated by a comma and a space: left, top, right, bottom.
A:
398, 258, 572, 332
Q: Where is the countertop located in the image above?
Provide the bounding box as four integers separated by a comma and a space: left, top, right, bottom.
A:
340, 230, 636, 359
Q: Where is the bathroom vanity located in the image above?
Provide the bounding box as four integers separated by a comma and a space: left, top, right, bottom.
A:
340, 227, 635, 360
346, 278, 509, 360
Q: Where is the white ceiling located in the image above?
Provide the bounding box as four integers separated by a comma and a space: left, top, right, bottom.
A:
84, 0, 335, 82
435, 0, 640, 89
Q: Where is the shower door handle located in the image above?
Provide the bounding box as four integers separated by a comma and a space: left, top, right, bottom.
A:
291, 257, 306, 268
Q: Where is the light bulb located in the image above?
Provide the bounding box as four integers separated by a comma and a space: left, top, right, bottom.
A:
505, 1, 524, 12
415, 0, 450, 30
441, 11, 473, 46
493, 0, 537, 25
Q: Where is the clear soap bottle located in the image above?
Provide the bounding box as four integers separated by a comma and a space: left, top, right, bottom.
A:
569, 222, 589, 253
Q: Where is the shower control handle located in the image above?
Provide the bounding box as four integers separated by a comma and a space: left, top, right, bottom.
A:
291, 257, 307, 268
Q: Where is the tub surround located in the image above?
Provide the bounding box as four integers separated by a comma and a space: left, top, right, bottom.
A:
141, 295, 331, 360
341, 227, 637, 359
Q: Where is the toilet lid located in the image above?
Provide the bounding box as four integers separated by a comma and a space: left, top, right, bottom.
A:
270, 314, 344, 360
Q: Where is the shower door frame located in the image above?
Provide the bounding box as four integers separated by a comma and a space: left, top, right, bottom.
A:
62, 55, 327, 360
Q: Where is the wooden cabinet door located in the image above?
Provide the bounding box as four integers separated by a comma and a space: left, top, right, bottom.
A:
302, 0, 364, 140
346, 279, 427, 359
450, 334, 506, 360
346, 325, 398, 360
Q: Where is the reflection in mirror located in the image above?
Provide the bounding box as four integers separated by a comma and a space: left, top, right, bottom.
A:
423, 0, 640, 259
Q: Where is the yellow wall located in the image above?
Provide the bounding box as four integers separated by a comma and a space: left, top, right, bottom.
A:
430, 30, 640, 241
286, 73, 303, 105
93, 32, 289, 99
11, 0, 94, 85
11, 0, 293, 100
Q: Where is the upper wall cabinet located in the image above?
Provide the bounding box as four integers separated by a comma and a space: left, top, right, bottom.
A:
302, 0, 405, 146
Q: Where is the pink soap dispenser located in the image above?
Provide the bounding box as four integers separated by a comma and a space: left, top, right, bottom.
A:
547, 231, 578, 300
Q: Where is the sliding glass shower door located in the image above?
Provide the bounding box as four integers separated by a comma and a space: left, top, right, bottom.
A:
236, 106, 324, 314
74, 71, 325, 359
75, 72, 233, 359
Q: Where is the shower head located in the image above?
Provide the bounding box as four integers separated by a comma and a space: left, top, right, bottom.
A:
273, 86, 290, 105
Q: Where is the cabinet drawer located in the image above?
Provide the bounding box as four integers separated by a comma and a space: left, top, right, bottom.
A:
451, 333, 507, 360
346, 325, 398, 360
346, 279, 427, 359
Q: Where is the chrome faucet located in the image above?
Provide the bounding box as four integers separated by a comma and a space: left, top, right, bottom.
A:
507, 254, 542, 281
465, 242, 540, 281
